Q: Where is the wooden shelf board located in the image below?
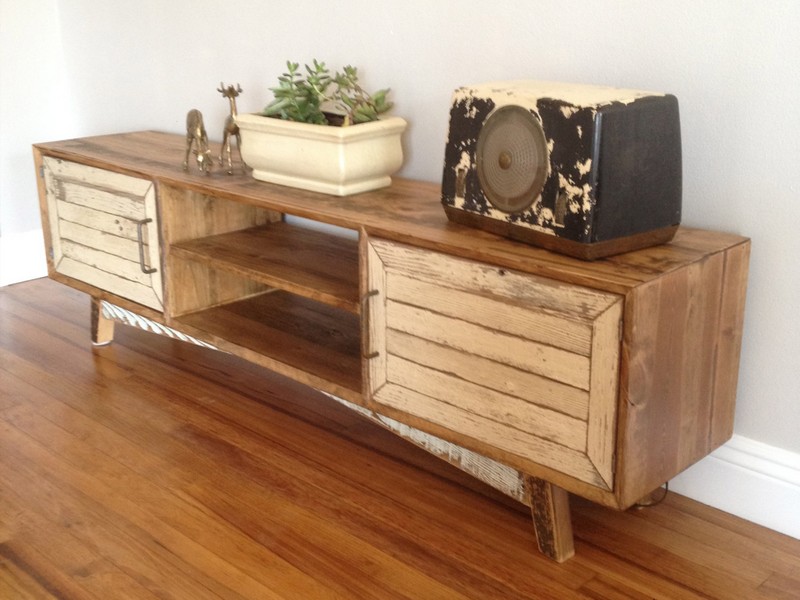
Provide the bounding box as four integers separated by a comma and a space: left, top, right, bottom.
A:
170, 222, 360, 313
172, 290, 362, 402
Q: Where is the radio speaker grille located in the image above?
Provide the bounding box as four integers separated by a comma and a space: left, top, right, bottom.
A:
476, 106, 548, 213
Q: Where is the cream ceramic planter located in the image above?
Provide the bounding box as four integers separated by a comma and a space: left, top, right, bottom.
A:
235, 113, 407, 196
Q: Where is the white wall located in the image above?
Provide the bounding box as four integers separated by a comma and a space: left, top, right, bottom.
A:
2, 0, 798, 537
0, 0, 77, 283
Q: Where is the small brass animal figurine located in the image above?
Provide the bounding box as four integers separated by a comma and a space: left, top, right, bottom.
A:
183, 109, 213, 175
218, 82, 245, 175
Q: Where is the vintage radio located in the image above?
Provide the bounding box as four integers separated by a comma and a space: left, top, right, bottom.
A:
441, 81, 682, 259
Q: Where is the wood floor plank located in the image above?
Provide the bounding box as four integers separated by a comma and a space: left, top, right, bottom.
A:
572, 542, 705, 600
625, 497, 800, 582
571, 502, 781, 600
757, 572, 800, 600
0, 541, 97, 600
0, 406, 345, 600
0, 461, 163, 600
0, 414, 248, 600
1, 278, 799, 600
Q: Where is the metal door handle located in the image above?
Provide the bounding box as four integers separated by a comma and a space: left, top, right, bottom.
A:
134, 218, 158, 275
362, 289, 380, 359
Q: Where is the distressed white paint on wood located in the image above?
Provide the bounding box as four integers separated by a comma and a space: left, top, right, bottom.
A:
386, 330, 589, 419
586, 302, 623, 488
386, 354, 587, 451
42, 157, 163, 311
365, 240, 387, 394
100, 301, 216, 348
60, 180, 146, 221
142, 176, 163, 306
366, 237, 622, 491
60, 239, 152, 286
43, 156, 153, 197
322, 391, 531, 504
58, 257, 162, 310
386, 300, 590, 390
377, 383, 607, 488
58, 220, 142, 263
371, 238, 617, 318
386, 272, 593, 355
43, 161, 64, 269
57, 201, 142, 240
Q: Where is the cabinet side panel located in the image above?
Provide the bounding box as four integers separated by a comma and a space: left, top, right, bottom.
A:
709, 241, 750, 447
165, 259, 270, 318
159, 184, 282, 244
617, 251, 732, 507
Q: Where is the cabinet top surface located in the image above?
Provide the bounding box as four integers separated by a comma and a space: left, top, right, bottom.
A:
34, 130, 749, 293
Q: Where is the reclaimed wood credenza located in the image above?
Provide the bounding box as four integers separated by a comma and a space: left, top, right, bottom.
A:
33, 131, 750, 562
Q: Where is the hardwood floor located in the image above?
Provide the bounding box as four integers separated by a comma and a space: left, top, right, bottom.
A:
1, 278, 798, 600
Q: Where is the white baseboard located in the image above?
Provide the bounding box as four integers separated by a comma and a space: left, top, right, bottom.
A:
670, 434, 800, 540
0, 229, 48, 286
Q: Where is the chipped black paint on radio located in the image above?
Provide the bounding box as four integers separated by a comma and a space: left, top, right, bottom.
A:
441, 82, 682, 258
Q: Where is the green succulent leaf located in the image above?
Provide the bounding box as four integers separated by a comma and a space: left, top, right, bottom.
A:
262, 58, 394, 125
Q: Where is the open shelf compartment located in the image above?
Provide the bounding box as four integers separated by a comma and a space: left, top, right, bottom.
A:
169, 220, 360, 314
172, 290, 362, 403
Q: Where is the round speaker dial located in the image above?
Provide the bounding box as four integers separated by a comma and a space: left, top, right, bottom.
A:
476, 105, 548, 213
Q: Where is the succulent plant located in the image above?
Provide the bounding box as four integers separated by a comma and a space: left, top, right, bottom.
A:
261, 60, 393, 126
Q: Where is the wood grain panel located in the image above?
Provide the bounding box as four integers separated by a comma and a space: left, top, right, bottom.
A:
386, 354, 587, 451
363, 236, 387, 395
56, 257, 162, 310
586, 301, 623, 489
56, 201, 142, 241
58, 220, 142, 263
60, 240, 151, 287
41, 156, 163, 311
158, 183, 281, 245
374, 383, 607, 488
386, 330, 589, 419
373, 237, 619, 317
386, 300, 591, 390
42, 155, 152, 197
710, 241, 751, 447
165, 258, 269, 318
615, 244, 750, 508
367, 237, 622, 493
59, 180, 145, 220
386, 272, 594, 355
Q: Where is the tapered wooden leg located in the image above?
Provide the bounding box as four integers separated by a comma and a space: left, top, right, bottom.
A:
90, 297, 114, 346
525, 476, 575, 562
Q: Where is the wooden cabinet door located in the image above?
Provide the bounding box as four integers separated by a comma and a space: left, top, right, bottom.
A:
364, 237, 622, 491
41, 157, 164, 311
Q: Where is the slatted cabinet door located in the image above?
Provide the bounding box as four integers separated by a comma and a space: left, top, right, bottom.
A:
41, 157, 164, 310
364, 237, 623, 492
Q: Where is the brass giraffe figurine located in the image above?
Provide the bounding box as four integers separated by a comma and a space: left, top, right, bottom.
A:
218, 83, 246, 175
